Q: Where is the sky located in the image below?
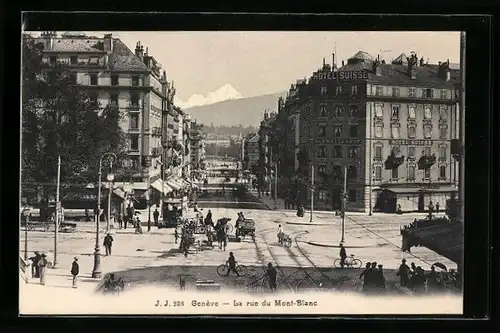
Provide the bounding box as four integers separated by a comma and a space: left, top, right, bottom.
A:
33, 31, 460, 102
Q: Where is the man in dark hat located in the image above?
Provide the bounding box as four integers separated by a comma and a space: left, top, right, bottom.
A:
29, 251, 42, 278
266, 263, 277, 292
396, 259, 410, 287
376, 264, 386, 293
71, 257, 80, 288
359, 262, 371, 293
339, 243, 347, 268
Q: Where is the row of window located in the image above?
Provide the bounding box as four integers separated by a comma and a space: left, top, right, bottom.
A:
374, 86, 450, 99
320, 85, 359, 96
317, 84, 450, 100
375, 124, 447, 139
47, 56, 100, 66
376, 104, 448, 120
316, 104, 359, 118
372, 164, 447, 181
313, 124, 359, 138
89, 74, 140, 87
316, 146, 360, 158
374, 145, 447, 160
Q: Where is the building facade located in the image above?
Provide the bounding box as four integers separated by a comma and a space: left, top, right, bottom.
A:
262, 51, 460, 213
243, 133, 260, 172
35, 32, 192, 211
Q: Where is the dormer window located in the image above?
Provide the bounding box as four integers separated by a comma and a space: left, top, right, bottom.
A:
440, 89, 448, 99
424, 88, 434, 98
111, 75, 119, 86
408, 87, 416, 97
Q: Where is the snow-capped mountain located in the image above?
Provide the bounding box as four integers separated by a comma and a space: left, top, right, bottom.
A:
175, 84, 243, 108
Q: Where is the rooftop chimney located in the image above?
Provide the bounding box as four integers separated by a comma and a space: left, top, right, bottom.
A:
323, 57, 326, 67
42, 31, 55, 50
419, 57, 424, 66
373, 59, 382, 76
332, 53, 335, 69
342, 60, 345, 67
407, 54, 418, 79
103, 33, 113, 52
135, 42, 144, 60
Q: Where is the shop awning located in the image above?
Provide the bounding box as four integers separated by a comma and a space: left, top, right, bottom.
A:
166, 179, 182, 191
151, 179, 172, 195
113, 187, 127, 199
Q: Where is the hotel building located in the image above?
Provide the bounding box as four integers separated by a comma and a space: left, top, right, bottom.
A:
263, 51, 460, 213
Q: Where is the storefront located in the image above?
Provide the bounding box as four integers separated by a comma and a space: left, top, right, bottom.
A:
374, 185, 458, 213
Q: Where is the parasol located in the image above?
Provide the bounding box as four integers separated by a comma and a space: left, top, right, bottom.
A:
432, 262, 447, 271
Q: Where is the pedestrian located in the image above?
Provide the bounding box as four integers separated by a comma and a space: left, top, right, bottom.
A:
153, 208, 160, 226
376, 264, 386, 293
225, 252, 240, 277
174, 227, 179, 244
71, 257, 79, 288
29, 251, 42, 278
366, 262, 378, 294
266, 263, 277, 292
339, 243, 347, 268
435, 202, 440, 213
284, 197, 289, 210
38, 253, 48, 285
117, 214, 123, 229
359, 262, 371, 293
396, 259, 410, 287
276, 224, 285, 244
426, 265, 439, 293
104, 232, 114, 256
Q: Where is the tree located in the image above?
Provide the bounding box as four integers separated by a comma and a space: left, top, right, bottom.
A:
21, 35, 128, 204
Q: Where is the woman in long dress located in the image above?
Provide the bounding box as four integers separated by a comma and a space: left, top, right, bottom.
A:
38, 254, 48, 285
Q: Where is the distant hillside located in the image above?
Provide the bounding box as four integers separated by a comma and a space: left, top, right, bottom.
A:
186, 91, 287, 126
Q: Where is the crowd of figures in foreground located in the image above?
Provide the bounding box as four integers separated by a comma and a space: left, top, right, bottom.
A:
358, 259, 460, 295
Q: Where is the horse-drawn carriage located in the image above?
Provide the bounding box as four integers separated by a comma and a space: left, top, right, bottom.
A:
236, 219, 256, 241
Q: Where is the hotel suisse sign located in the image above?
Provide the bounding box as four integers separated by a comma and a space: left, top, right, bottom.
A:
312, 70, 369, 81
389, 139, 433, 146
300, 138, 363, 145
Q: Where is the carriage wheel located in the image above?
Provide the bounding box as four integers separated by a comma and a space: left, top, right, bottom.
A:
226, 223, 234, 234
283, 238, 292, 248
333, 259, 342, 268
217, 264, 229, 276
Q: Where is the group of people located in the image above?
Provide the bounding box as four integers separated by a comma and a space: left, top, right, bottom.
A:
359, 262, 388, 294
28, 251, 80, 288
397, 259, 458, 293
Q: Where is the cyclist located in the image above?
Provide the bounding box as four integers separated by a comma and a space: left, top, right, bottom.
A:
266, 263, 277, 292
277, 224, 284, 244
225, 252, 240, 276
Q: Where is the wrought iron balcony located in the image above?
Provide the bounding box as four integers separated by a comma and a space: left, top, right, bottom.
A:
417, 153, 437, 170
384, 152, 406, 170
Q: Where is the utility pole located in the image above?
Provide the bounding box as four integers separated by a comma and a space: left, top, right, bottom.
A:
53, 155, 61, 268
341, 165, 347, 244
107, 160, 113, 231
310, 165, 314, 222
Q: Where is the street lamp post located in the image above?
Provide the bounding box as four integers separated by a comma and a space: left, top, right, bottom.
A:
107, 170, 114, 232
92, 152, 117, 279
271, 162, 278, 210
341, 165, 347, 244
147, 189, 152, 232
310, 165, 315, 223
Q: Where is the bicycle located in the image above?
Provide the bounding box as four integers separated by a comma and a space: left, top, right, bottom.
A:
333, 254, 362, 269
247, 266, 272, 294
217, 262, 248, 277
